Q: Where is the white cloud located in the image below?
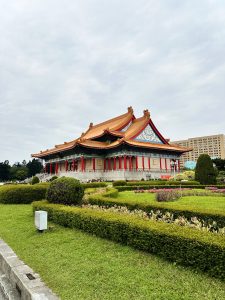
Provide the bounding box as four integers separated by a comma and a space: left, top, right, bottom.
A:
0, 0, 225, 163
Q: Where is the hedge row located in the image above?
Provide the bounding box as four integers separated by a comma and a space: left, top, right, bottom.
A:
116, 185, 225, 191
102, 188, 119, 198
113, 180, 200, 187
88, 194, 225, 228
32, 200, 225, 279
82, 182, 107, 188
0, 184, 48, 204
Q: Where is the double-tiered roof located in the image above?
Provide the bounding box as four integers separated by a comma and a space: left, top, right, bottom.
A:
32, 107, 190, 158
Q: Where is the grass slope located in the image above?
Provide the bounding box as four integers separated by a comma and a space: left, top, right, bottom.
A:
0, 204, 225, 300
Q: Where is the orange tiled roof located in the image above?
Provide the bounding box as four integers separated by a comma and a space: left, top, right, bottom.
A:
31, 106, 190, 158
125, 140, 191, 153
81, 106, 134, 139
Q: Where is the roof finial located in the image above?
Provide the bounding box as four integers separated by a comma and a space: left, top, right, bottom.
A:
143, 109, 150, 118
127, 106, 133, 113
89, 122, 93, 128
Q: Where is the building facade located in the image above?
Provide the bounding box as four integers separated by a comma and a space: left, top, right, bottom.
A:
173, 134, 225, 167
32, 107, 190, 181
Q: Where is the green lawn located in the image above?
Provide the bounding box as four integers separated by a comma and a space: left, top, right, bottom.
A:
0, 205, 225, 299
117, 192, 225, 214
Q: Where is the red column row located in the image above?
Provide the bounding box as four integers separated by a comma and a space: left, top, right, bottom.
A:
44, 157, 180, 174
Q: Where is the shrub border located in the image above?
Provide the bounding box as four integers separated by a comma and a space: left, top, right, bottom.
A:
116, 185, 225, 191
32, 200, 225, 279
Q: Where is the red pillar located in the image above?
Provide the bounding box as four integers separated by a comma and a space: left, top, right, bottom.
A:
108, 158, 111, 170
160, 158, 162, 170
65, 160, 68, 172
165, 158, 167, 171
148, 157, 151, 170
80, 157, 83, 172
50, 163, 52, 174
142, 156, 145, 170
55, 163, 58, 174
44, 165, 47, 173
178, 159, 180, 172
83, 157, 86, 171
113, 157, 116, 170
104, 159, 106, 171
119, 157, 122, 170
135, 156, 138, 170
129, 157, 132, 170
92, 158, 96, 172
124, 156, 127, 170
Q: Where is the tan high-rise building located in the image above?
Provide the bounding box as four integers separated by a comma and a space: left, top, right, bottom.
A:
172, 134, 225, 168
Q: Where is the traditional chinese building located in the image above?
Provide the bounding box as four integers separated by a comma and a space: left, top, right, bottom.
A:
32, 107, 190, 181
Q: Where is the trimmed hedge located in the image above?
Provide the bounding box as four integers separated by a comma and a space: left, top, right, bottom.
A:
0, 184, 48, 204
102, 188, 119, 198
116, 185, 225, 191
82, 182, 107, 188
88, 194, 225, 228
113, 180, 200, 187
32, 200, 225, 279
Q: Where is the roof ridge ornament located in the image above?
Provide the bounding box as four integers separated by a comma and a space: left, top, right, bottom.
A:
89, 122, 93, 128
143, 109, 150, 118
127, 106, 133, 113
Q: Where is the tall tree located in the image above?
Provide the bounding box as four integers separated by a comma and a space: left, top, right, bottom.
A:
26, 159, 43, 177
0, 161, 11, 181
10, 163, 28, 181
195, 154, 217, 184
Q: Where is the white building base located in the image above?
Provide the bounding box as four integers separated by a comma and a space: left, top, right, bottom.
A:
38, 169, 178, 182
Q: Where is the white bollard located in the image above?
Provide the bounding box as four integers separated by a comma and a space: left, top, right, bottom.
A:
35, 211, 48, 232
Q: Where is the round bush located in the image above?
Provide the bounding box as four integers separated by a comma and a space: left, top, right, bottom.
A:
31, 176, 40, 185
49, 175, 58, 182
46, 177, 84, 205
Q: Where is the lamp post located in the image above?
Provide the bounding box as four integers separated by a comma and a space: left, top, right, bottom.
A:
170, 159, 178, 178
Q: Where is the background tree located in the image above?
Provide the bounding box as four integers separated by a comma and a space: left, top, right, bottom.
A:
0, 161, 11, 181
212, 158, 225, 171
195, 154, 217, 184
26, 159, 43, 177
10, 163, 28, 181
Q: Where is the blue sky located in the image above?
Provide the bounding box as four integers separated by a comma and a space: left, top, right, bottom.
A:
1, 0, 225, 163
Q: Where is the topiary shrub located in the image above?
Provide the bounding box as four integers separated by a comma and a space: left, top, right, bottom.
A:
46, 177, 84, 205
195, 154, 217, 184
31, 176, 40, 185
49, 175, 58, 182
0, 184, 48, 204
112, 180, 127, 186
156, 190, 181, 202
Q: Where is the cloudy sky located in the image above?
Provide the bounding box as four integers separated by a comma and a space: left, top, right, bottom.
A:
1, 0, 225, 163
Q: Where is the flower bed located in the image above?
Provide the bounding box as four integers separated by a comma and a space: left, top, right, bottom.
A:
134, 188, 191, 193
87, 193, 225, 227
82, 204, 225, 235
